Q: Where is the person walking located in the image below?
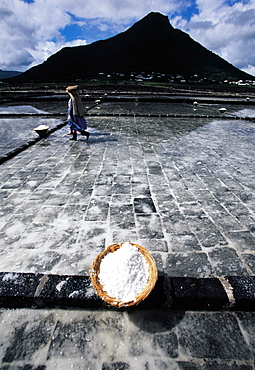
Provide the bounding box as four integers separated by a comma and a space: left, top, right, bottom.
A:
66, 85, 90, 141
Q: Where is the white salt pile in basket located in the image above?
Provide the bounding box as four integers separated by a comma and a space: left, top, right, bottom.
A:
98, 242, 149, 302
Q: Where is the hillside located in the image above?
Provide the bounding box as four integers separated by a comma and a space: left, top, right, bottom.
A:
9, 12, 254, 82
0, 69, 22, 80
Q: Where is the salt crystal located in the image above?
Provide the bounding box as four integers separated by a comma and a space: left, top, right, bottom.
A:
98, 242, 149, 302
34, 124, 49, 130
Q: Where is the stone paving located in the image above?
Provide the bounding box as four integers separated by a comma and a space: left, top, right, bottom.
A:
1, 107, 255, 277
1, 307, 255, 369
1, 100, 255, 369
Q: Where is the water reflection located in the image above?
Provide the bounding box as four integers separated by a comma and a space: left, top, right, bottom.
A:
0, 117, 62, 157
0, 105, 48, 114
1, 100, 254, 118
232, 108, 255, 118
1, 100, 254, 160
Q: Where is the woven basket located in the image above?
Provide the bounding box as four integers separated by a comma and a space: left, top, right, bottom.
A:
90, 242, 158, 307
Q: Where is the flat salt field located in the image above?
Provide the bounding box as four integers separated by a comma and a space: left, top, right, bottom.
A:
1, 99, 255, 370
0, 100, 255, 277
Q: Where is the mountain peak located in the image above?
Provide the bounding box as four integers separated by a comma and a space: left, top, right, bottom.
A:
142, 12, 170, 24
11, 12, 253, 82
130, 12, 174, 34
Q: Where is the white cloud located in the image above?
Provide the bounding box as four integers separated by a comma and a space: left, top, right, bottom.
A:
0, 0, 88, 71
26, 39, 88, 69
172, 0, 255, 76
0, 0, 181, 71
243, 65, 255, 76
56, 0, 180, 21
0, 0, 69, 70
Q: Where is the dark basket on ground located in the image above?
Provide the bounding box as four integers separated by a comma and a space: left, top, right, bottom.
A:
90, 242, 158, 307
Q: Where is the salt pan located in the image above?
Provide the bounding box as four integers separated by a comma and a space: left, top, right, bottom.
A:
98, 242, 149, 302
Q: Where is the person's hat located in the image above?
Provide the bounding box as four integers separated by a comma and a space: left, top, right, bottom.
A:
66, 85, 79, 92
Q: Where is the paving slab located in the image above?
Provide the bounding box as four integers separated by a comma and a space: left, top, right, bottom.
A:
1, 307, 255, 369
1, 100, 255, 368
1, 108, 255, 277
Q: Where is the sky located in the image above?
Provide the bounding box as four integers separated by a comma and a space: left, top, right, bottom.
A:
1, 0, 255, 77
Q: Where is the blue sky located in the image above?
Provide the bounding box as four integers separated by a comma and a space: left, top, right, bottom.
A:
1, 0, 255, 76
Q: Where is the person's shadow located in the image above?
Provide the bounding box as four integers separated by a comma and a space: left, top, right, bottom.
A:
81, 132, 117, 143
